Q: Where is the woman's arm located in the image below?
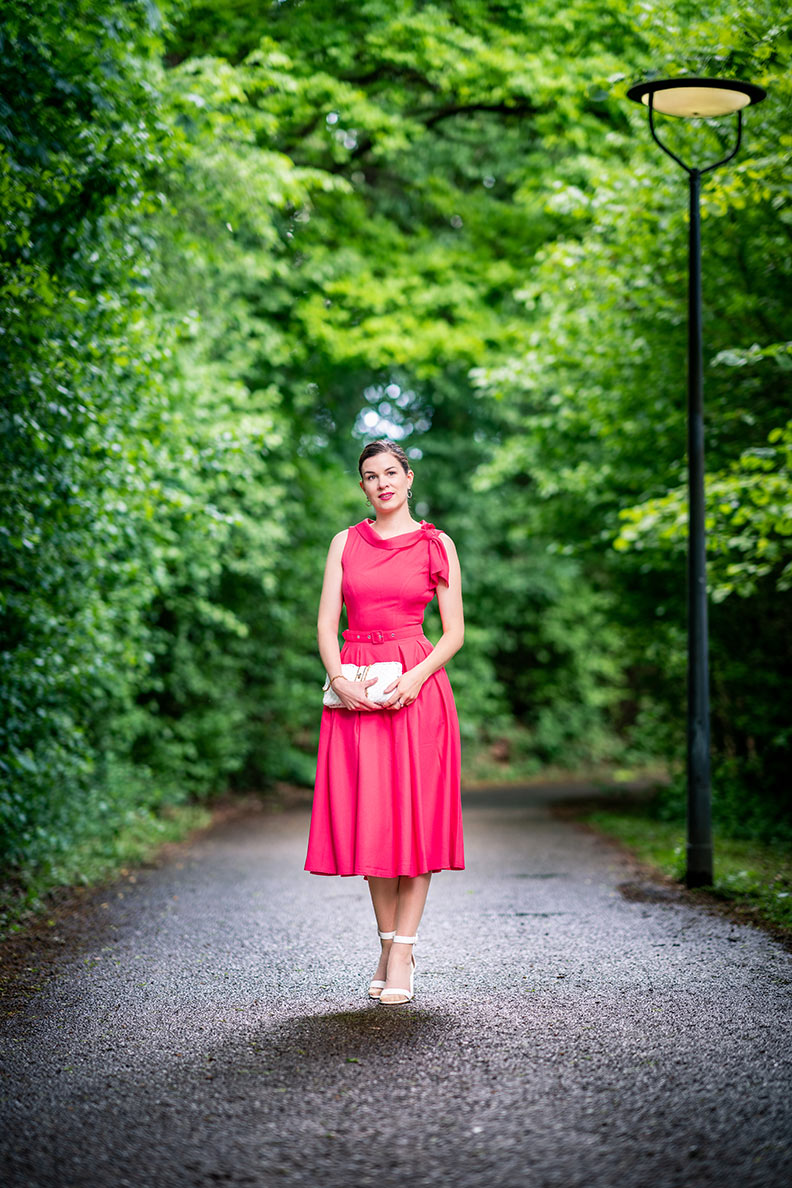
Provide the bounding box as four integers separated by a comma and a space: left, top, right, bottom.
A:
317, 529, 377, 711
382, 531, 464, 709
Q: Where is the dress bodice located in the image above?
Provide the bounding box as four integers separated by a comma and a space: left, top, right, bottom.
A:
341, 519, 449, 632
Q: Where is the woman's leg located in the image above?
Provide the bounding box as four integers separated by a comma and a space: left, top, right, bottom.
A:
367, 876, 400, 985
382, 872, 432, 996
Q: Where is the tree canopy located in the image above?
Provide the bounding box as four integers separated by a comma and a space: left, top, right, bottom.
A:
2, 0, 790, 897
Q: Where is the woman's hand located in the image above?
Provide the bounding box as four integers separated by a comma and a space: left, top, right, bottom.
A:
382, 669, 426, 710
332, 675, 378, 711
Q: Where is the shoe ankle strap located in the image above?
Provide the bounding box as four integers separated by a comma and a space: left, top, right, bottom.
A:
392, 934, 418, 944
378, 929, 396, 940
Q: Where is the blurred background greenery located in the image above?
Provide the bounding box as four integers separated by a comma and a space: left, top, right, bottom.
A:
1, 0, 790, 916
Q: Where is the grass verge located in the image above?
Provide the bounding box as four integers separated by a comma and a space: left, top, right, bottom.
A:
585, 809, 792, 934
0, 803, 212, 940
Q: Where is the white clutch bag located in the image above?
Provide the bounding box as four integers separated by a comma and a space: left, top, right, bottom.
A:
323, 662, 403, 708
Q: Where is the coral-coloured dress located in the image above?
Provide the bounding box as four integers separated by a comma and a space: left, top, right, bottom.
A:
304, 519, 464, 878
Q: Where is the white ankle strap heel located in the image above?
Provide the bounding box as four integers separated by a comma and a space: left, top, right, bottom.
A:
379, 934, 417, 1005
368, 929, 397, 999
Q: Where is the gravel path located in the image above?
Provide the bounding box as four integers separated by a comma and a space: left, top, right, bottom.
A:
1, 783, 790, 1188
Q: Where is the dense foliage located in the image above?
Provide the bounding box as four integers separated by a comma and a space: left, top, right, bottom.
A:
1, 0, 790, 898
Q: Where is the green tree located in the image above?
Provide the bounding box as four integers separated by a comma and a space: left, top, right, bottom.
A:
3, 0, 790, 905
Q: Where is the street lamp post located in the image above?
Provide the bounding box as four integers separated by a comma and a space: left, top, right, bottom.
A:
626, 77, 766, 888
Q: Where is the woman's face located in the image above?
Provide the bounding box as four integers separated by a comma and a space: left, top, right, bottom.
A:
359, 452, 414, 513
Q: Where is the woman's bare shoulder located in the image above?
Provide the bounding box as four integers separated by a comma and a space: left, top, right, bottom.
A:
438, 530, 458, 556
326, 527, 350, 557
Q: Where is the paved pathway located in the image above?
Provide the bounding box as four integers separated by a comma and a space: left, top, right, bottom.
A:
1, 784, 790, 1187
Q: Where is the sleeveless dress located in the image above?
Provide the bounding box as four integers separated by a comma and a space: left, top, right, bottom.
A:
304, 519, 464, 879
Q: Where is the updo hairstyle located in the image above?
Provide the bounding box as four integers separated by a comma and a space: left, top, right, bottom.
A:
358, 439, 411, 477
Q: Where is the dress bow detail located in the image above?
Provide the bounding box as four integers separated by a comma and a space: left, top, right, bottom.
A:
421, 522, 449, 586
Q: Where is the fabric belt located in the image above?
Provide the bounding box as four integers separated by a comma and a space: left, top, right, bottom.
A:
343, 625, 425, 644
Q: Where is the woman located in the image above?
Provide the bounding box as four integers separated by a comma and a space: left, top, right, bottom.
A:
304, 439, 465, 1005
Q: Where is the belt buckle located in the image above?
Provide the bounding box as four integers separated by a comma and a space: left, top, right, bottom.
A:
369, 630, 384, 644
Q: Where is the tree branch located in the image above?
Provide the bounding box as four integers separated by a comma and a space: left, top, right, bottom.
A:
412, 99, 540, 128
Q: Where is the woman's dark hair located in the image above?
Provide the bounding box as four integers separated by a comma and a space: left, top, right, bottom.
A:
358, 439, 411, 477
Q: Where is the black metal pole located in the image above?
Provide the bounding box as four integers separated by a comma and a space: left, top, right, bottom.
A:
686, 167, 713, 887
639, 96, 757, 889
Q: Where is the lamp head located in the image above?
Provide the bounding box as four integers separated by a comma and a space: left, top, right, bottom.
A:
627, 77, 766, 118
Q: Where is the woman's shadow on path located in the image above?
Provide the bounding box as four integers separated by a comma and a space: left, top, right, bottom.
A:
254, 1006, 461, 1082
